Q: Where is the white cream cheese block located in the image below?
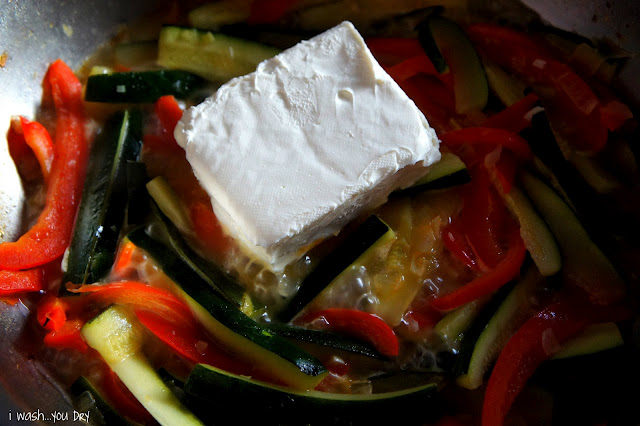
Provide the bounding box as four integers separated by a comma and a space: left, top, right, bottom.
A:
174, 21, 441, 271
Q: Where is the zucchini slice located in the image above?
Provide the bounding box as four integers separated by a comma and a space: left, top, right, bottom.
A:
278, 215, 394, 322
552, 322, 624, 359
126, 226, 328, 390
71, 376, 133, 426
81, 306, 204, 426
434, 298, 485, 343
394, 152, 470, 197
496, 181, 562, 277
63, 110, 142, 285
520, 170, 626, 305
418, 16, 488, 113
147, 176, 193, 236
451, 278, 517, 378
187, 1, 251, 29
264, 322, 383, 359
456, 265, 547, 389
150, 201, 246, 307
184, 363, 440, 426
125, 161, 151, 226
85, 70, 206, 103
157, 26, 280, 82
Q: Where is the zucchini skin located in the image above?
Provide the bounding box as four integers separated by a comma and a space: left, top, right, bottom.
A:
185, 363, 440, 426
278, 215, 392, 322
71, 377, 133, 426
264, 322, 383, 359
126, 226, 327, 382
63, 110, 142, 285
158, 26, 280, 82
84, 70, 206, 103
150, 203, 246, 306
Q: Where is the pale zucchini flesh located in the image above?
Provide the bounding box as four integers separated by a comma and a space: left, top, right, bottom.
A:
81, 306, 204, 426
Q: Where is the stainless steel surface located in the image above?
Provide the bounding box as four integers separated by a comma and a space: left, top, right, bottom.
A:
0, 0, 159, 421
0, 0, 638, 423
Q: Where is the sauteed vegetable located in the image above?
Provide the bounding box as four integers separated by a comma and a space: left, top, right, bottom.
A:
2, 1, 639, 425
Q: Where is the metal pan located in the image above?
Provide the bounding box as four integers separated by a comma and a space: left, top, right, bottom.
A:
0, 0, 638, 423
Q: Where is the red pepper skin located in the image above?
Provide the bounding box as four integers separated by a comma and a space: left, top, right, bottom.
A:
19, 117, 55, 183
0, 60, 88, 270
366, 38, 425, 66
43, 318, 88, 352
385, 54, 439, 83
440, 127, 532, 161
37, 296, 69, 331
99, 365, 154, 425
466, 24, 607, 153
482, 301, 630, 426
7, 118, 41, 182
441, 220, 480, 271
0, 269, 44, 295
399, 75, 457, 135
431, 232, 526, 311
67, 281, 195, 326
135, 310, 261, 378
297, 308, 400, 357
248, 0, 298, 25
481, 93, 539, 133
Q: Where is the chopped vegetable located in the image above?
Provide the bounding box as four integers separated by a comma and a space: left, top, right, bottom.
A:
482, 300, 630, 426
296, 308, 399, 357
0, 59, 88, 270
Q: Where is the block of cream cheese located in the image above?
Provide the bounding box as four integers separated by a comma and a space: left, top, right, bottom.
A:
175, 21, 441, 271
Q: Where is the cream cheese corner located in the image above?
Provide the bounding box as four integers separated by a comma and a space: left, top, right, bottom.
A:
175, 21, 441, 271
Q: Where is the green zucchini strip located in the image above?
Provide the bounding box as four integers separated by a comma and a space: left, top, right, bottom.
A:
185, 363, 440, 426
84, 70, 206, 103
552, 322, 624, 359
418, 15, 488, 113
71, 376, 134, 426
126, 226, 328, 391
81, 306, 204, 426
63, 110, 142, 285
456, 265, 547, 390
158, 26, 280, 82
278, 215, 394, 322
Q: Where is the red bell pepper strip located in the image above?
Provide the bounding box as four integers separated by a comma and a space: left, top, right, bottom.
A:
19, 117, 55, 183
481, 93, 540, 133
599, 99, 634, 131
385, 54, 439, 83
482, 300, 631, 426
7, 117, 42, 182
441, 220, 480, 271
431, 231, 526, 311
155, 95, 183, 137
67, 281, 195, 326
111, 240, 138, 277
135, 310, 260, 378
484, 148, 519, 195
366, 38, 425, 66
0, 269, 44, 295
466, 24, 607, 153
440, 127, 532, 161
464, 24, 553, 58
37, 296, 69, 331
99, 365, 154, 425
398, 75, 458, 135
297, 308, 399, 357
248, 0, 299, 25
189, 201, 232, 263
0, 60, 88, 270
43, 318, 88, 352
459, 164, 514, 269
